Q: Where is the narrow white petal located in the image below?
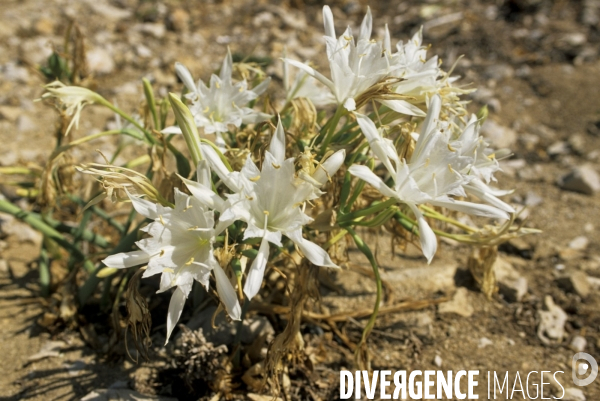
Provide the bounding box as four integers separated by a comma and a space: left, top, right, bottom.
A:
430, 199, 509, 220
348, 165, 398, 199
408, 204, 437, 263
384, 24, 392, 54
165, 287, 186, 344
220, 48, 233, 81
213, 262, 242, 320
380, 99, 426, 117
323, 5, 336, 38
161, 126, 183, 135
252, 76, 271, 96
243, 237, 270, 300
282, 59, 336, 94
286, 229, 338, 268
180, 176, 225, 211
269, 117, 286, 164
102, 250, 149, 269
421, 94, 442, 137
464, 184, 515, 214
202, 144, 240, 192
126, 190, 158, 219
174, 62, 196, 94
359, 6, 373, 41
196, 160, 211, 187
312, 149, 345, 186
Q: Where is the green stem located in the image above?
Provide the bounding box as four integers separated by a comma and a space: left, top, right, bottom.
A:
39, 242, 51, 297
318, 104, 345, 154
338, 198, 397, 224
347, 227, 382, 347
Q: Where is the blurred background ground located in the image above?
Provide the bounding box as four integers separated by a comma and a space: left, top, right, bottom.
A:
1, 0, 600, 400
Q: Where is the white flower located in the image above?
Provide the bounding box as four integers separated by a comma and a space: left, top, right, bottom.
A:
283, 57, 335, 107
189, 119, 340, 300
284, 6, 395, 112
41, 81, 104, 135
348, 95, 510, 262
163, 50, 271, 147
102, 188, 241, 343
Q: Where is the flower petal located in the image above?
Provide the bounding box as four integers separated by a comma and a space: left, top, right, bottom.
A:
102, 250, 149, 269
358, 6, 372, 42
343, 97, 356, 111
269, 117, 286, 164
175, 62, 196, 94
323, 5, 336, 38
213, 262, 242, 320
165, 287, 186, 344
282, 59, 336, 94
380, 99, 426, 117
161, 125, 183, 135
429, 199, 510, 220
348, 165, 398, 199
312, 149, 346, 186
243, 237, 270, 300
286, 229, 338, 268
408, 203, 437, 263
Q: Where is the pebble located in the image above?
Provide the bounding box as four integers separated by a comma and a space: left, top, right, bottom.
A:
485, 64, 514, 81
525, 191, 543, 207
167, 8, 190, 32
558, 165, 600, 195
562, 388, 586, 401
537, 296, 567, 344
433, 355, 443, 367
17, 115, 36, 132
87, 48, 115, 75
481, 119, 517, 149
556, 271, 591, 298
438, 288, 474, 317
570, 335, 587, 352
0, 259, 8, 273
568, 236, 589, 250
28, 341, 65, 361
2, 62, 30, 83
135, 23, 166, 39
478, 337, 493, 348
547, 141, 570, 156
495, 257, 528, 302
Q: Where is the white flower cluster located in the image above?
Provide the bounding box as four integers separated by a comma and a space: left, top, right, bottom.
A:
97, 5, 514, 342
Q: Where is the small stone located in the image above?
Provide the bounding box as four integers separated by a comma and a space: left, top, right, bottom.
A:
0, 106, 21, 122
17, 115, 36, 132
28, 341, 65, 361
167, 8, 190, 32
33, 17, 54, 35
0, 259, 8, 273
556, 272, 591, 298
495, 257, 528, 302
569, 236, 589, 250
537, 296, 567, 344
485, 64, 514, 81
547, 141, 570, 156
570, 335, 587, 352
2, 62, 30, 83
478, 337, 493, 348
559, 165, 600, 195
136, 23, 166, 39
525, 191, 543, 207
584, 223, 594, 233
64, 360, 86, 377
481, 119, 517, 149
438, 288, 474, 317
587, 276, 600, 290
569, 134, 586, 155
433, 355, 443, 367
87, 48, 115, 75
562, 388, 586, 401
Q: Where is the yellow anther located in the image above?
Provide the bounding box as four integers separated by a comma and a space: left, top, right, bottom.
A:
159, 249, 165, 257
215, 81, 221, 89
272, 162, 280, 169
263, 210, 270, 216
249, 175, 261, 182
245, 195, 254, 201
447, 143, 457, 152
185, 257, 194, 266
203, 106, 210, 113
188, 226, 199, 231
487, 153, 496, 160
448, 164, 455, 173
163, 268, 175, 274
159, 215, 165, 225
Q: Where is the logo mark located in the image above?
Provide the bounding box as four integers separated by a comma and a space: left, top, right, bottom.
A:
572, 352, 598, 386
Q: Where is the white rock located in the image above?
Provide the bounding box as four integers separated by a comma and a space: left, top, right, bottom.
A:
557, 272, 591, 298
433, 355, 443, 367
559, 165, 600, 195
135, 23, 166, 39
562, 388, 586, 401
17, 115, 36, 132
478, 337, 493, 348
438, 288, 474, 317
28, 341, 66, 361
87, 48, 115, 75
537, 296, 567, 344
481, 119, 517, 149
570, 335, 587, 352
568, 236, 589, 250
495, 257, 528, 302
525, 191, 543, 207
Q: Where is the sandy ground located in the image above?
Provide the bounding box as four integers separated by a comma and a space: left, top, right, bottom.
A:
1, 0, 600, 400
